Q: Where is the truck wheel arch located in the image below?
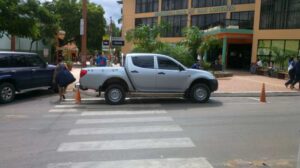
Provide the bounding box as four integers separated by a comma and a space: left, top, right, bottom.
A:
189, 78, 211, 91
101, 78, 129, 92
0, 78, 17, 91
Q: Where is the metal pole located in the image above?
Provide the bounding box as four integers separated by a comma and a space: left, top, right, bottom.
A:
81, 0, 87, 67
109, 17, 113, 66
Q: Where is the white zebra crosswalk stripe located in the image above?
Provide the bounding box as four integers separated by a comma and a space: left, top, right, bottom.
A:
49, 109, 79, 113
57, 137, 194, 152
47, 157, 214, 168
54, 105, 83, 108
68, 125, 183, 135
81, 110, 167, 116
76, 116, 173, 124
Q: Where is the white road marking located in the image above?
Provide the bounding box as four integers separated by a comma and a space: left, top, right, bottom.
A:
47, 157, 214, 168
57, 137, 195, 152
55, 105, 83, 108
68, 125, 183, 135
43, 114, 81, 118
76, 116, 173, 124
48, 109, 79, 113
248, 97, 260, 101
81, 110, 167, 116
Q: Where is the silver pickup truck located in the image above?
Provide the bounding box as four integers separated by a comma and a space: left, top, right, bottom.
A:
79, 53, 218, 105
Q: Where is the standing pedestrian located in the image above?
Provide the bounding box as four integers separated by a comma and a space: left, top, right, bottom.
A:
290, 57, 300, 89
285, 57, 296, 88
96, 52, 107, 67
53, 58, 75, 101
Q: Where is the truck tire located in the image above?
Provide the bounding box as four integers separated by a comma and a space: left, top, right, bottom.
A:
189, 83, 210, 103
105, 84, 126, 105
0, 82, 15, 104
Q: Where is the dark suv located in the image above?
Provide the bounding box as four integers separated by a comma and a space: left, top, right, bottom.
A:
0, 51, 56, 103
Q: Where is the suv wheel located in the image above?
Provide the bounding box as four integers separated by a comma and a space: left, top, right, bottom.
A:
0, 83, 15, 104
190, 83, 210, 103
105, 84, 126, 105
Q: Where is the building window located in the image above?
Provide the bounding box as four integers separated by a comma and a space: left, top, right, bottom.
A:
191, 13, 226, 30
192, 0, 227, 8
135, 17, 158, 27
257, 40, 300, 66
135, 0, 158, 13
231, 11, 254, 29
161, 15, 187, 37
232, 0, 255, 5
260, 0, 300, 29
161, 0, 188, 11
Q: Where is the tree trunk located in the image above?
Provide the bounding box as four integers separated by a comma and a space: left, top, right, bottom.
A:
11, 35, 16, 51
29, 40, 35, 51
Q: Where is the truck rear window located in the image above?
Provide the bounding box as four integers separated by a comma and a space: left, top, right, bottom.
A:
132, 56, 154, 69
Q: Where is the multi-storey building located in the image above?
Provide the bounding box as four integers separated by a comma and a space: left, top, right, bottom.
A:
119, 0, 300, 70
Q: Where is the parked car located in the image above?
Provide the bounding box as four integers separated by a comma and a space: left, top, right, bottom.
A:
0, 51, 56, 103
80, 53, 218, 105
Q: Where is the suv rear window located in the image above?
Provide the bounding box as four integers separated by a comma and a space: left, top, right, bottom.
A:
132, 56, 154, 69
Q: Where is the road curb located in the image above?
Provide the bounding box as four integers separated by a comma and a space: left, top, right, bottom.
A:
212, 91, 300, 97
68, 89, 300, 98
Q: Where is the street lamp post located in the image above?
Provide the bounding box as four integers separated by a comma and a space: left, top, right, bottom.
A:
81, 0, 87, 67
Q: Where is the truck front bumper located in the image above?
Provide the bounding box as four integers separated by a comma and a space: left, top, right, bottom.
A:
209, 79, 218, 92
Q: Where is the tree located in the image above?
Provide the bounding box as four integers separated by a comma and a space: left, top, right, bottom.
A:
180, 26, 204, 61
197, 35, 222, 57
45, 0, 106, 52
126, 24, 165, 52
29, 2, 59, 51
0, 0, 40, 41
87, 2, 106, 51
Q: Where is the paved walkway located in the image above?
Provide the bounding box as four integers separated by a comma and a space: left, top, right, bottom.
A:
69, 67, 300, 93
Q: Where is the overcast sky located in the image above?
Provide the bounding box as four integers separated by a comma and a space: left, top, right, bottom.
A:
92, 0, 122, 27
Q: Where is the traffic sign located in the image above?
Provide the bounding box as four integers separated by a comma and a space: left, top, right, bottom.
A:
102, 40, 109, 46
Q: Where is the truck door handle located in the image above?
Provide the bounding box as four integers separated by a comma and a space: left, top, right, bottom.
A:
158, 72, 165, 75
11, 70, 16, 73
32, 69, 37, 72
131, 70, 139, 73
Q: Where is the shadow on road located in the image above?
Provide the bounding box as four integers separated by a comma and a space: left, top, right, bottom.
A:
0, 90, 55, 107
74, 97, 224, 110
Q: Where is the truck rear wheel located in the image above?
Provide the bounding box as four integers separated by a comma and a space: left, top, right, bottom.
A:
190, 83, 210, 103
105, 84, 126, 105
0, 82, 15, 104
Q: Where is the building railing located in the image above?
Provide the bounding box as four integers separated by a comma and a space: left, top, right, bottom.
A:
202, 19, 253, 30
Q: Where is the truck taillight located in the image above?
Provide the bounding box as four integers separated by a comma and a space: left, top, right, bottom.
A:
80, 70, 87, 78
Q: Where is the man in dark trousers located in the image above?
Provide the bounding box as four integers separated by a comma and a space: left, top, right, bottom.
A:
291, 57, 300, 89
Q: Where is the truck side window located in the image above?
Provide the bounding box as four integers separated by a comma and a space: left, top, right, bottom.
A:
158, 57, 181, 70
132, 56, 154, 69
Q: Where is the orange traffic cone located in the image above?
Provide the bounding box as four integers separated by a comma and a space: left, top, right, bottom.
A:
74, 87, 81, 104
260, 83, 266, 103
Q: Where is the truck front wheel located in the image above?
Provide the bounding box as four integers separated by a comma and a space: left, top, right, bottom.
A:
190, 83, 210, 103
105, 84, 126, 105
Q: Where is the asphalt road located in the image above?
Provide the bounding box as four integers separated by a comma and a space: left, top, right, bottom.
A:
0, 91, 300, 168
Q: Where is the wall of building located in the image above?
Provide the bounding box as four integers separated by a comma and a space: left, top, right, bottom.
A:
251, 1, 300, 63
122, 0, 255, 54
0, 35, 51, 62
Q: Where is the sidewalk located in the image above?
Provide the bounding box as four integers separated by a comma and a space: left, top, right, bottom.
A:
69, 67, 300, 96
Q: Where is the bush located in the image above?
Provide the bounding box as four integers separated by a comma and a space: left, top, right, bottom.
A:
154, 43, 194, 67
